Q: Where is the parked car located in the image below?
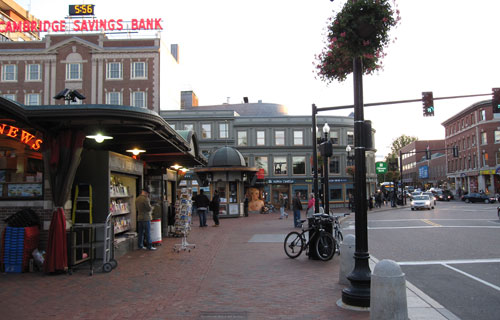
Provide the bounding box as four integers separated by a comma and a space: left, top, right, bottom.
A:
435, 190, 452, 201
461, 193, 497, 203
411, 195, 434, 210
422, 192, 437, 205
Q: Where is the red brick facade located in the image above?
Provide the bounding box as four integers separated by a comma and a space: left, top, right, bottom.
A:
0, 34, 160, 112
442, 100, 500, 195
400, 140, 447, 189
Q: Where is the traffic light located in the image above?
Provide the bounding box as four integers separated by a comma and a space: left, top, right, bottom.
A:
422, 91, 434, 116
425, 147, 431, 160
453, 145, 459, 158
493, 88, 500, 114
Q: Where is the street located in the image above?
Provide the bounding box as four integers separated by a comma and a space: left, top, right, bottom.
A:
343, 200, 500, 320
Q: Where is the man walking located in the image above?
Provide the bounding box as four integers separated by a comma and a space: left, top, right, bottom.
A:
292, 191, 303, 228
136, 187, 157, 250
211, 190, 220, 227
194, 189, 210, 227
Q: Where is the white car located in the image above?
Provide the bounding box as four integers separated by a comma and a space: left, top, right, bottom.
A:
411, 195, 434, 210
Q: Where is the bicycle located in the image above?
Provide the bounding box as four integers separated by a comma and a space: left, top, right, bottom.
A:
331, 212, 350, 254
283, 213, 337, 261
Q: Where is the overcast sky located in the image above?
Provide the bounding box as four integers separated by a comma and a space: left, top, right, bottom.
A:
19, 0, 500, 159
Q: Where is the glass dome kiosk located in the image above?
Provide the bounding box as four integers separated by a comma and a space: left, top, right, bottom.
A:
194, 147, 258, 218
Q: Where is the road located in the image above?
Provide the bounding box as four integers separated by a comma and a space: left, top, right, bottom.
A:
343, 200, 500, 320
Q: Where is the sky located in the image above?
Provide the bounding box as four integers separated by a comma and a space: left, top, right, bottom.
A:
17, 0, 500, 159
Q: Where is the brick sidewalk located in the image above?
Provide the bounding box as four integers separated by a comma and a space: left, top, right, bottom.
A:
1, 210, 369, 320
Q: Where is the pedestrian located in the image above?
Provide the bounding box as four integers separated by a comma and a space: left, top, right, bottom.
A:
211, 190, 220, 227
194, 189, 210, 227
348, 193, 354, 212
136, 187, 157, 251
292, 191, 303, 228
279, 194, 288, 219
243, 195, 249, 217
306, 193, 315, 218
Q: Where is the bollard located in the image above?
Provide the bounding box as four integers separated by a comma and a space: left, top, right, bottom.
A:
370, 259, 408, 320
338, 234, 355, 285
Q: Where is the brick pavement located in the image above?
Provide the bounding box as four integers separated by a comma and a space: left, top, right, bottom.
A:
0, 209, 371, 320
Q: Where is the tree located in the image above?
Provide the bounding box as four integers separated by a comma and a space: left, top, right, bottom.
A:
390, 134, 418, 157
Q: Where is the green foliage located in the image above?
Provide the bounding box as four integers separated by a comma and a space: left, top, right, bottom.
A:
315, 0, 400, 83
389, 134, 418, 157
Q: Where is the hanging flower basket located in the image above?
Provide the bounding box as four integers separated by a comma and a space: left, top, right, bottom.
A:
315, 0, 401, 83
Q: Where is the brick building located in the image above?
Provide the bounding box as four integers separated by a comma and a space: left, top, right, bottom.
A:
442, 99, 500, 195
0, 0, 40, 41
0, 33, 163, 111
400, 140, 447, 189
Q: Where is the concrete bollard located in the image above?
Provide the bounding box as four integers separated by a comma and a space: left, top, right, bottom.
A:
370, 259, 408, 320
338, 234, 355, 285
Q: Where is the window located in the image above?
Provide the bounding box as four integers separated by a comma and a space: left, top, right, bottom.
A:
2, 94, 15, 101
131, 91, 146, 108
169, 123, 176, 130
256, 130, 265, 146
273, 156, 287, 175
66, 63, 82, 80
330, 131, 339, 145
293, 130, 303, 145
219, 122, 228, 139
292, 156, 306, 175
480, 110, 486, 121
495, 131, 500, 143
329, 186, 342, 201
184, 124, 194, 131
26, 64, 41, 81
347, 131, 354, 146
275, 130, 285, 146
472, 134, 476, 146
481, 132, 487, 145
106, 62, 122, 79
106, 92, 122, 105
2, 64, 17, 81
255, 156, 268, 174
329, 156, 340, 174
25, 93, 40, 105
131, 61, 147, 79
496, 152, 500, 166
237, 131, 247, 146
482, 152, 488, 166
201, 124, 212, 139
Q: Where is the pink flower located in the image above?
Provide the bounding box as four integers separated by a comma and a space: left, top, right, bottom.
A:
334, 20, 339, 25
382, 17, 388, 22
363, 40, 370, 46
340, 32, 346, 37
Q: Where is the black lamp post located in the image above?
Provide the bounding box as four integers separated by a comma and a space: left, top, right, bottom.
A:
341, 57, 371, 308
318, 123, 332, 214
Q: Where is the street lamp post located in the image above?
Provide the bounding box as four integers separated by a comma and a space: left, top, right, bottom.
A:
312, 105, 320, 213
341, 57, 371, 308
319, 123, 332, 214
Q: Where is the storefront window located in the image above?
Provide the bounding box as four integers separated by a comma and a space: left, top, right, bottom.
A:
292, 185, 308, 201
329, 156, 340, 174
229, 182, 237, 203
0, 127, 44, 199
329, 186, 342, 201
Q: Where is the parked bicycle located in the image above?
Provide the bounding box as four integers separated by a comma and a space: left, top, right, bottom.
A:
283, 213, 345, 261
331, 212, 349, 254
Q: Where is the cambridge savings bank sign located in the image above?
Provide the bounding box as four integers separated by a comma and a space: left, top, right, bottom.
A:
0, 4, 163, 33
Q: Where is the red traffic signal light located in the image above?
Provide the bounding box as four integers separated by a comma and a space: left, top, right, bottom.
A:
422, 92, 434, 117
493, 88, 500, 114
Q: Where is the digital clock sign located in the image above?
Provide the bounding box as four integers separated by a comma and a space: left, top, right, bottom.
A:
69, 4, 95, 16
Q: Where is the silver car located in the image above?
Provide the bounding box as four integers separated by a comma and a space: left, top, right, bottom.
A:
411, 195, 434, 211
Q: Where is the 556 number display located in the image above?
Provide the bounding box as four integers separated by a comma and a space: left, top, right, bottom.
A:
69, 4, 95, 16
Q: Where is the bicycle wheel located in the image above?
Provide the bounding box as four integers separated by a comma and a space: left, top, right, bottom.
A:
315, 231, 335, 261
284, 231, 304, 259
334, 230, 343, 255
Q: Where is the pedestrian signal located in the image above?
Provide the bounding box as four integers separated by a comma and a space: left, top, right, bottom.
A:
422, 92, 434, 117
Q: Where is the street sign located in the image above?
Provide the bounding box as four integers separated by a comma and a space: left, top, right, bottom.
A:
375, 162, 387, 174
